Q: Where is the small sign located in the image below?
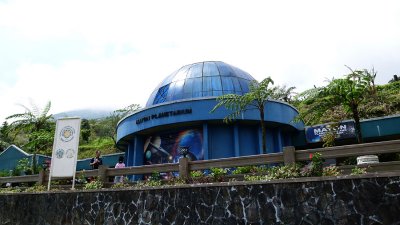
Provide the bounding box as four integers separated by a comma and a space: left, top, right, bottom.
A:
305, 121, 356, 143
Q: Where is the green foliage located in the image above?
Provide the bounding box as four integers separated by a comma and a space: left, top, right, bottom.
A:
211, 77, 275, 153
0, 170, 10, 177
16, 158, 31, 175
301, 152, 325, 177
111, 182, 130, 189
84, 179, 103, 190
0, 187, 22, 193
322, 166, 341, 176
232, 166, 254, 175
351, 166, 367, 175
232, 166, 263, 175
267, 164, 302, 179
78, 137, 116, 159
24, 184, 46, 193
209, 167, 228, 181
80, 119, 91, 143
190, 170, 204, 178
244, 174, 268, 181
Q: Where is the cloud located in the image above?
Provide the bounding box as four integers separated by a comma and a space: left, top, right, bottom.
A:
0, 0, 399, 122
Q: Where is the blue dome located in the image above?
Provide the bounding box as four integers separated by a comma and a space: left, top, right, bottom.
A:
146, 61, 257, 107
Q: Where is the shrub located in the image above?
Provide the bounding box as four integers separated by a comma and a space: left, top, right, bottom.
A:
84, 179, 103, 190
322, 166, 341, 176
302, 152, 325, 177
111, 182, 130, 189
244, 175, 268, 181
232, 166, 260, 175
0, 187, 22, 193
267, 164, 302, 179
351, 166, 367, 175
24, 184, 46, 193
209, 167, 228, 181
190, 170, 204, 178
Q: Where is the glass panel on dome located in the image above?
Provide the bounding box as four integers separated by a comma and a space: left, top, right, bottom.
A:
172, 65, 190, 82
183, 78, 194, 95
172, 80, 185, 100
203, 91, 212, 97
161, 69, 180, 85
186, 63, 203, 78
223, 90, 235, 95
203, 77, 212, 91
165, 82, 176, 101
216, 62, 234, 76
192, 78, 202, 96
203, 62, 219, 77
231, 77, 242, 92
212, 90, 223, 96
153, 84, 170, 105
239, 79, 250, 93
211, 76, 222, 90
192, 91, 202, 98
221, 77, 234, 91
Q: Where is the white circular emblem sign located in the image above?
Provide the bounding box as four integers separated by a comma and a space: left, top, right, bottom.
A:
60, 126, 75, 142
56, 149, 64, 159
66, 149, 75, 158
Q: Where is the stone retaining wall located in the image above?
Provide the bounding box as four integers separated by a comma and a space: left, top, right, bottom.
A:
0, 173, 399, 225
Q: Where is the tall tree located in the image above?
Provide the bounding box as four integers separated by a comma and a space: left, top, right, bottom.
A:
98, 104, 141, 148
80, 119, 91, 143
211, 77, 275, 154
296, 68, 375, 143
6, 100, 54, 172
270, 85, 297, 103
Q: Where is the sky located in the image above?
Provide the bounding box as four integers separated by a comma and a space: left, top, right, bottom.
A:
0, 0, 399, 122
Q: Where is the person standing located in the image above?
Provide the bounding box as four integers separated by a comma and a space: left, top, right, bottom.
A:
114, 156, 126, 183
90, 150, 103, 169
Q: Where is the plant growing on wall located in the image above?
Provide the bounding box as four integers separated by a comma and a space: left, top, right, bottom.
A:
210, 77, 275, 153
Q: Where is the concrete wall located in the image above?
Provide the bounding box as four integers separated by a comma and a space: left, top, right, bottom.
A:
1, 173, 399, 225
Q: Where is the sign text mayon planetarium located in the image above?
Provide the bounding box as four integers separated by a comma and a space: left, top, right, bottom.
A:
135, 108, 192, 124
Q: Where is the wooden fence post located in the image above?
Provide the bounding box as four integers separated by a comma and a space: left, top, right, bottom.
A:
38, 170, 46, 185
98, 165, 108, 182
179, 157, 189, 179
283, 146, 296, 165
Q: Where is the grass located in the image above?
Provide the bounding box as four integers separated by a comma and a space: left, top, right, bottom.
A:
78, 137, 118, 159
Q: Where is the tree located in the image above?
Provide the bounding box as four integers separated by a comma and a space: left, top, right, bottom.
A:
271, 85, 296, 103
0, 121, 12, 151
81, 119, 91, 143
296, 68, 375, 143
6, 100, 54, 172
211, 77, 275, 154
98, 104, 141, 148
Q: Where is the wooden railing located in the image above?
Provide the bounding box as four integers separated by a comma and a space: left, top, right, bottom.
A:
1, 139, 400, 186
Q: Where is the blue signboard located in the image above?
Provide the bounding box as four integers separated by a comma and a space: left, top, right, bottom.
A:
305, 121, 356, 143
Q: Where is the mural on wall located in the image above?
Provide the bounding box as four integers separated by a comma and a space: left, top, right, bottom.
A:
143, 128, 203, 166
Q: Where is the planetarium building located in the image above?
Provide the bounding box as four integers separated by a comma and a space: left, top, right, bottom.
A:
116, 61, 304, 168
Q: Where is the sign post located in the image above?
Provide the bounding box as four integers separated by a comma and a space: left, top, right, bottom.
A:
48, 117, 81, 191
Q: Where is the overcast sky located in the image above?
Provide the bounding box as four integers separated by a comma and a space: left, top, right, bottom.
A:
0, 0, 399, 122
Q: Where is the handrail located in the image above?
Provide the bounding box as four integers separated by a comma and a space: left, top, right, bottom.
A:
1, 140, 400, 185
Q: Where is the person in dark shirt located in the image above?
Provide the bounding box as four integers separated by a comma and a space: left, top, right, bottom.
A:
90, 150, 103, 169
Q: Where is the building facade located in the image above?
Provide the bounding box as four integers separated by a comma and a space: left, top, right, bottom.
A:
116, 61, 304, 168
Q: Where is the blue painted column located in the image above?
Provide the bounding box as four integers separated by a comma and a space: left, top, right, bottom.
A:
258, 125, 263, 154
234, 124, 240, 157
202, 123, 209, 160
133, 136, 144, 181
276, 128, 283, 153
127, 142, 135, 167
